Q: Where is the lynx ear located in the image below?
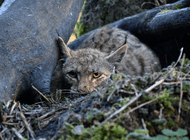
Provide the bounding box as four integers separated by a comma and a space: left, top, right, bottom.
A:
58, 58, 65, 68
57, 36, 71, 58
106, 44, 127, 63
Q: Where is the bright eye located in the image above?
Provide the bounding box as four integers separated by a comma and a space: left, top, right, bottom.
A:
93, 72, 101, 78
68, 71, 77, 78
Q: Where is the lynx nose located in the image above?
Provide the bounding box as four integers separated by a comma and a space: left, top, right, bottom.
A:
78, 85, 90, 93
78, 88, 88, 93
78, 77, 94, 93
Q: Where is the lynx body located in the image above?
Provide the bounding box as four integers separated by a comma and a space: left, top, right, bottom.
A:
57, 27, 161, 93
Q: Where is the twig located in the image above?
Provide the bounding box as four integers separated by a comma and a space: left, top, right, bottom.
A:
144, 78, 165, 92
31, 84, 51, 104
112, 96, 159, 122
2, 122, 18, 125
182, 70, 190, 79
141, 118, 149, 137
3, 113, 7, 122
173, 48, 183, 68
101, 92, 142, 125
130, 83, 138, 96
10, 101, 18, 115
18, 125, 26, 133
147, 47, 183, 91
38, 109, 56, 120
107, 81, 120, 101
162, 82, 181, 85
18, 112, 35, 139
141, 2, 157, 8
128, 97, 159, 114
11, 128, 25, 140
155, 0, 160, 6
39, 112, 62, 129
60, 89, 87, 94
6, 100, 12, 109
107, 88, 117, 102
101, 76, 165, 125
149, 73, 162, 85
159, 108, 163, 120
130, 83, 139, 106
178, 54, 185, 120
38, 107, 67, 121
178, 54, 185, 79
0, 128, 7, 140
121, 79, 130, 89
0, 134, 3, 140
105, 107, 117, 116
119, 90, 134, 95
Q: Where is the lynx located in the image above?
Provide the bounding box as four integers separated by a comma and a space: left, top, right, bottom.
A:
56, 27, 161, 93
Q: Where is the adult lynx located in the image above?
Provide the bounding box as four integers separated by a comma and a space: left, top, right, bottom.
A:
56, 27, 161, 93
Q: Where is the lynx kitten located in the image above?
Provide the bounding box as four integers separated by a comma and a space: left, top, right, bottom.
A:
57, 27, 161, 93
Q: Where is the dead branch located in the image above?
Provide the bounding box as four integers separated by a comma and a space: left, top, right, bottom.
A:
31, 84, 52, 104
18, 112, 35, 139
178, 54, 185, 120
38, 107, 67, 121
11, 128, 25, 140
101, 92, 142, 125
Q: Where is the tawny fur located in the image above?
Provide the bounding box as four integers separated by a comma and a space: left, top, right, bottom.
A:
57, 27, 161, 93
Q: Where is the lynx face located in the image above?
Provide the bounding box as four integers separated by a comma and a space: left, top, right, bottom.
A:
58, 37, 127, 93
61, 49, 112, 93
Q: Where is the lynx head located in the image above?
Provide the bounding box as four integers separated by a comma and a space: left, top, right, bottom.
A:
57, 37, 127, 93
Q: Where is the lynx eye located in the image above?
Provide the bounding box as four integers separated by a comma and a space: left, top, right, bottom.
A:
68, 71, 77, 78
93, 72, 101, 78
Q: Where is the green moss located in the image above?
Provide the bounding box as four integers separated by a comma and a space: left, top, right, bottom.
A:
146, 122, 152, 127
86, 112, 94, 122
174, 4, 185, 10
74, 0, 87, 37
85, 109, 105, 123
167, 118, 176, 129
158, 125, 163, 130
92, 122, 127, 140
134, 129, 149, 135
112, 73, 126, 81
159, 8, 174, 14
158, 88, 179, 111
113, 97, 130, 108
61, 122, 127, 140
182, 81, 190, 93
75, 22, 86, 38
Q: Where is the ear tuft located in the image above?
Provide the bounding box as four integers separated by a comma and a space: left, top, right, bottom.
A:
106, 44, 127, 63
57, 36, 71, 58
